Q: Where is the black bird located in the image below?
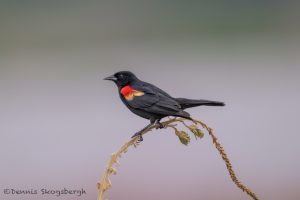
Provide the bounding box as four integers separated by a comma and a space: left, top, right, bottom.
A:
104, 71, 224, 141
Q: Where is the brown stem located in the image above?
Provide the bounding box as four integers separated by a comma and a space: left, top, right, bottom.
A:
97, 117, 259, 200
97, 118, 181, 200
193, 119, 259, 200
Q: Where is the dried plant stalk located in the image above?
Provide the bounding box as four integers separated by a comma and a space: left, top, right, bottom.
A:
97, 117, 259, 200
97, 118, 180, 200
193, 119, 259, 200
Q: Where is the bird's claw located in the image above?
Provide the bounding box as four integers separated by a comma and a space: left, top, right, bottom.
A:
131, 132, 143, 142
156, 122, 165, 129
137, 135, 143, 143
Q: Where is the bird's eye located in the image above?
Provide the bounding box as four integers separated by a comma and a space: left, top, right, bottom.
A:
119, 74, 124, 79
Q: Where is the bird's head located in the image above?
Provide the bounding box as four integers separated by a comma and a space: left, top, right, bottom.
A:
104, 71, 138, 87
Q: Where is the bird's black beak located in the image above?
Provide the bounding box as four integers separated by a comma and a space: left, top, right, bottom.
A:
104, 75, 117, 81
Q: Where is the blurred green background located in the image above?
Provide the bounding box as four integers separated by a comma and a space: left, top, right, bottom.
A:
1, 1, 300, 200
1, 0, 299, 52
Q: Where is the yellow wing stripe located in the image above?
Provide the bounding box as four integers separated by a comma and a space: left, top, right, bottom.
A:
124, 90, 144, 101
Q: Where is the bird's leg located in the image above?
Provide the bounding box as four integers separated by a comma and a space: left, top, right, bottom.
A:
155, 119, 165, 129
131, 119, 155, 142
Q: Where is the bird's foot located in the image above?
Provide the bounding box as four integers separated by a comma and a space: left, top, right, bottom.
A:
131, 132, 143, 142
155, 122, 165, 129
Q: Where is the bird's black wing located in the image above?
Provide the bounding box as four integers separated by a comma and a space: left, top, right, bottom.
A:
122, 85, 159, 109
125, 82, 183, 116
143, 82, 173, 99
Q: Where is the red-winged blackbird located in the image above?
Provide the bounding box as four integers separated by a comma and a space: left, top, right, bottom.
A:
104, 71, 224, 141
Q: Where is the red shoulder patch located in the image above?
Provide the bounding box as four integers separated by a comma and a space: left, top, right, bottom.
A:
120, 85, 144, 101
120, 85, 133, 96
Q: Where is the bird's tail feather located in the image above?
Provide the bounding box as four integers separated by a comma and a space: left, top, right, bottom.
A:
175, 98, 225, 109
